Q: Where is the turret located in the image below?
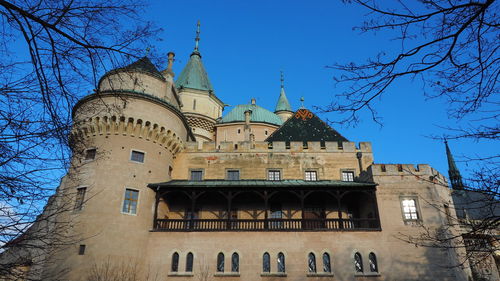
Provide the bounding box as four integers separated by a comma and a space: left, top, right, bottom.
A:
445, 140, 464, 190
176, 21, 225, 142
274, 71, 294, 122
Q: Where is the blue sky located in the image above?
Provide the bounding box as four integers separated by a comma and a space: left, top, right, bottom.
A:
142, 0, 495, 180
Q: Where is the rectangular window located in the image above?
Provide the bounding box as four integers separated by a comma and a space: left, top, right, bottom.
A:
401, 198, 419, 220
84, 148, 96, 160
74, 187, 87, 211
227, 170, 240, 180
122, 189, 139, 215
130, 150, 145, 163
190, 170, 203, 181
78, 245, 86, 255
342, 171, 354, 182
268, 170, 281, 181
305, 171, 317, 181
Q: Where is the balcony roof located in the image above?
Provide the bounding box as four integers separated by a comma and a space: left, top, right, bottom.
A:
148, 179, 376, 190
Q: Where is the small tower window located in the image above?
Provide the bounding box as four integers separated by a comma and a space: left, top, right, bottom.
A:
130, 150, 145, 163
237, 128, 241, 134
217, 252, 224, 272
369, 252, 378, 272
186, 252, 194, 272
193, 99, 197, 110
263, 252, 270, 273
74, 187, 87, 211
323, 253, 331, 273
78, 245, 86, 255
308, 252, 316, 273
277, 252, 285, 273
342, 171, 354, 182
354, 252, 363, 273
171, 252, 179, 272
84, 148, 96, 160
305, 171, 317, 181
231, 252, 239, 272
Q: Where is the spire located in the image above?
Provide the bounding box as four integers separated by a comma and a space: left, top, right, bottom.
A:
192, 20, 201, 57
274, 71, 292, 112
445, 139, 464, 190
176, 21, 214, 92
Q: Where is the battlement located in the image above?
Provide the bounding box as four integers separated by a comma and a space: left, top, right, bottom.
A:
184, 141, 372, 153
368, 164, 447, 183
71, 115, 185, 155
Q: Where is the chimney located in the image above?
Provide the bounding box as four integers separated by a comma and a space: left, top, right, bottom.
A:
244, 110, 252, 141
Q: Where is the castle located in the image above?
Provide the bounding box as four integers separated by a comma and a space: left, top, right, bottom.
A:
2, 24, 499, 281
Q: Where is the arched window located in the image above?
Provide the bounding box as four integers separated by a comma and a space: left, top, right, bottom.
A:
231, 252, 239, 272
171, 252, 179, 272
322, 253, 331, 273
277, 252, 285, 273
369, 252, 378, 272
186, 252, 194, 272
308, 252, 316, 272
217, 252, 225, 272
354, 252, 363, 273
263, 252, 270, 273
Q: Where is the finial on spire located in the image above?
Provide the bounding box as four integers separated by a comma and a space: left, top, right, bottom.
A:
300, 97, 305, 108
194, 20, 201, 52
145, 46, 151, 56
280, 71, 284, 89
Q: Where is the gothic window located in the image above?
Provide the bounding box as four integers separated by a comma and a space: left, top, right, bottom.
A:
369, 252, 378, 272
308, 252, 316, 272
171, 252, 179, 272
268, 170, 281, 181
342, 171, 354, 182
227, 170, 240, 180
74, 187, 86, 211
231, 252, 239, 272
190, 170, 203, 181
130, 150, 145, 163
322, 253, 331, 273
305, 171, 317, 181
354, 252, 363, 272
277, 252, 285, 273
263, 252, 270, 273
122, 189, 139, 214
401, 198, 419, 220
186, 252, 194, 272
84, 148, 96, 160
217, 252, 224, 272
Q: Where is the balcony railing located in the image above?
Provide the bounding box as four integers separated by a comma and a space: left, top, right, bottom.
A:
153, 218, 380, 232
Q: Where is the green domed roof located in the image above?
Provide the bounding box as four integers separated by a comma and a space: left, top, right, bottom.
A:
219, 104, 283, 126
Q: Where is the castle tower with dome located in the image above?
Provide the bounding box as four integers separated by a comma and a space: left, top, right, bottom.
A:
2, 23, 497, 281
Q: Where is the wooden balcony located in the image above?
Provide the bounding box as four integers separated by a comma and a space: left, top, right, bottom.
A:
153, 218, 381, 232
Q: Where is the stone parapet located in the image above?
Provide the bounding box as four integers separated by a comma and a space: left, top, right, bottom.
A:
368, 164, 447, 183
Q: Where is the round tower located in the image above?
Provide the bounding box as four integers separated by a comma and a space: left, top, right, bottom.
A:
46, 56, 194, 280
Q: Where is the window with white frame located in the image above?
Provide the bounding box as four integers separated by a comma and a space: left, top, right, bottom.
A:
268, 170, 281, 181
305, 171, 317, 181
342, 171, 354, 182
130, 150, 145, 163
122, 189, 139, 214
401, 198, 419, 220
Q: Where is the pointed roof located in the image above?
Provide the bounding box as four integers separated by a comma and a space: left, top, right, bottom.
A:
104, 57, 165, 81
445, 140, 464, 190
275, 71, 292, 112
176, 21, 214, 92
265, 108, 348, 142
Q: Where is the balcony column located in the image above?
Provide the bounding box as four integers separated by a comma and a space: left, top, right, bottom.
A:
153, 186, 160, 229
337, 190, 343, 229
226, 191, 233, 230
263, 191, 269, 229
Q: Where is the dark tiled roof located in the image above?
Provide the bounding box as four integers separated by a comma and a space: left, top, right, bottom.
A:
105, 57, 165, 81
265, 108, 348, 142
